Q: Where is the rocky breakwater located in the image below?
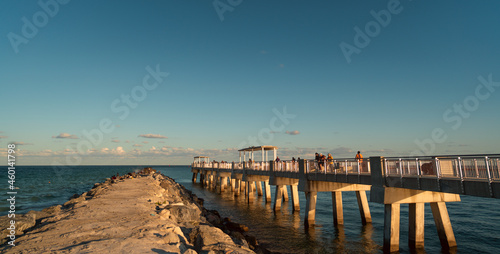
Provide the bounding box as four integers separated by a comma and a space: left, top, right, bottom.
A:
0, 168, 273, 254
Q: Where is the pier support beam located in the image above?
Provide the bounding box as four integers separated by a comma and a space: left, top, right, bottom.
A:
247, 181, 254, 203
241, 181, 246, 196
192, 173, 197, 183
221, 177, 227, 192
234, 180, 241, 196
257, 181, 263, 196
231, 178, 236, 192
431, 202, 457, 249
264, 181, 271, 203
409, 203, 425, 249
356, 190, 372, 225
291, 185, 300, 211
332, 191, 343, 225
273, 185, 285, 210
383, 203, 400, 253
210, 175, 216, 189
283, 186, 289, 201
305, 191, 317, 226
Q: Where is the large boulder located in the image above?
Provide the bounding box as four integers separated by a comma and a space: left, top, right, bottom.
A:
166, 203, 202, 225
190, 225, 255, 254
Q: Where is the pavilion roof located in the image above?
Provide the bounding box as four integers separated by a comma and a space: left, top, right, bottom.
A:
238, 146, 278, 152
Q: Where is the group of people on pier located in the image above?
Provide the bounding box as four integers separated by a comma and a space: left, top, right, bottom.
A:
313, 151, 364, 172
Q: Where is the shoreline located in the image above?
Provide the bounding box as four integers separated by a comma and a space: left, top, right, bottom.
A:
0, 167, 275, 253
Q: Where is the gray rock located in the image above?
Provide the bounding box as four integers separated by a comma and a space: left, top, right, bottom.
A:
167, 204, 202, 225
190, 225, 255, 254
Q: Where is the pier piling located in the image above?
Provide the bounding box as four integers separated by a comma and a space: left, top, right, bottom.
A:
383, 203, 401, 253
409, 203, 425, 248
356, 190, 372, 225
431, 202, 457, 249
332, 191, 344, 225
305, 191, 318, 226
273, 185, 285, 210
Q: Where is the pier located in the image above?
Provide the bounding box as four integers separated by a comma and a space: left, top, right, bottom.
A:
191, 146, 500, 252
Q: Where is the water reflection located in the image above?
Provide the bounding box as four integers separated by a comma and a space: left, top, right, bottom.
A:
332, 225, 346, 253
360, 224, 380, 253
191, 181, 389, 253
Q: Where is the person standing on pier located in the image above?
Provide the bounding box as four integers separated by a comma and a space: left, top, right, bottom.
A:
327, 153, 334, 172
355, 151, 365, 172
355, 151, 363, 162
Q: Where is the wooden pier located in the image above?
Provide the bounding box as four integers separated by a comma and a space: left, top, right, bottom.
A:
191, 147, 500, 252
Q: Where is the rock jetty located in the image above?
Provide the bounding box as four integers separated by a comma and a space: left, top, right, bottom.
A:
0, 168, 273, 254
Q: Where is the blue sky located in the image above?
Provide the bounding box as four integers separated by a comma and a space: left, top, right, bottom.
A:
1, 0, 499, 165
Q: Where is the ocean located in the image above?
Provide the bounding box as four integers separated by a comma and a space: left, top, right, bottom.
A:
1, 166, 499, 253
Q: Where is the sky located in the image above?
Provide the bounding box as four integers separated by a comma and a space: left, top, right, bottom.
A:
1, 0, 499, 165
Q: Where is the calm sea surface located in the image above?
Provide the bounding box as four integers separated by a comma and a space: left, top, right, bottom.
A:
1, 166, 499, 253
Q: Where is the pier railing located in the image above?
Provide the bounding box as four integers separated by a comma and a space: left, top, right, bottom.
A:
306, 158, 371, 175
191, 154, 500, 198
192, 155, 500, 183
383, 155, 500, 182
274, 161, 299, 172
243, 161, 270, 171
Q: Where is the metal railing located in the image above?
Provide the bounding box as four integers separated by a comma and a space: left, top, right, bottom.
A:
274, 161, 299, 172
234, 162, 243, 170
191, 162, 213, 168
244, 161, 270, 171
192, 155, 500, 182
383, 155, 500, 182
306, 158, 371, 175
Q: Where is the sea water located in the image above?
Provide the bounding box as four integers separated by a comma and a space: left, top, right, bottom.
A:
1, 166, 499, 253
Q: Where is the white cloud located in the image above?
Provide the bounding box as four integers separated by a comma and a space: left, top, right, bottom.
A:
52, 133, 79, 139
285, 130, 300, 135
113, 146, 125, 155
138, 134, 168, 139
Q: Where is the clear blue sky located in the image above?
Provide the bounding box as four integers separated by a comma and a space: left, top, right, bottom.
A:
1, 0, 499, 165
